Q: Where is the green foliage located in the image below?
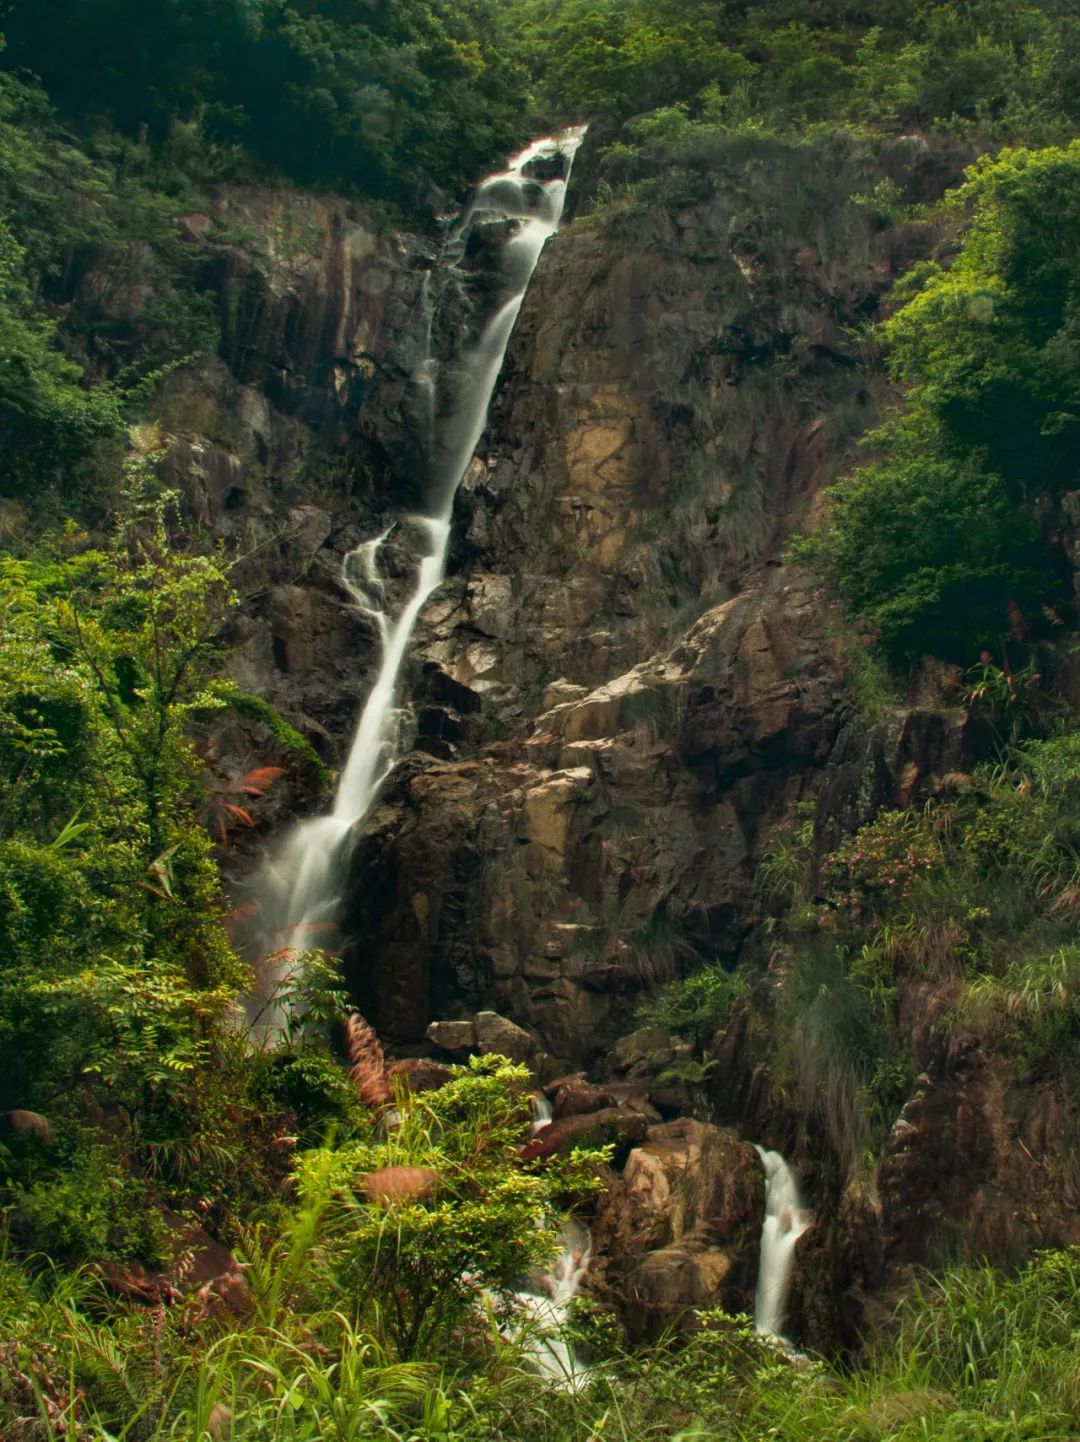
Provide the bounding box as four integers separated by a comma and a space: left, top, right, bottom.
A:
514, 0, 1080, 143
758, 814, 816, 908
4, 1244, 1080, 1439
3, 1, 529, 204
823, 808, 943, 917
765, 728, 1080, 1176
803, 142, 1080, 664
638, 964, 747, 1047
291, 1056, 605, 1358
0, 221, 124, 498
0, 65, 228, 512
773, 938, 908, 1173
213, 683, 332, 789
0, 462, 288, 1259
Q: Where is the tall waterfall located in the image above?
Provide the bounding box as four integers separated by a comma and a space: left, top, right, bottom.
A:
249, 128, 586, 1015
753, 1146, 812, 1341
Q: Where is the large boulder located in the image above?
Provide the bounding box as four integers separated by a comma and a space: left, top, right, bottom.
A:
589, 1119, 764, 1337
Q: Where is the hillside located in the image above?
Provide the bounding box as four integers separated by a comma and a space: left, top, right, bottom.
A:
2, 4, 1080, 1439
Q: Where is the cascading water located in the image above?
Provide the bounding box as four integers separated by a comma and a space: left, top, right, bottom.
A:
249, 128, 586, 1018
486, 1097, 591, 1388
753, 1146, 812, 1342
512, 1218, 592, 1388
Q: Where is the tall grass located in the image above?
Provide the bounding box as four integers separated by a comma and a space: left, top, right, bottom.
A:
5, 1246, 1080, 1439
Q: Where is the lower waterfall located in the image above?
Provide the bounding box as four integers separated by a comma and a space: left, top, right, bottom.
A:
512, 1219, 592, 1388
496, 1095, 591, 1387
248, 126, 586, 1026
753, 1146, 812, 1342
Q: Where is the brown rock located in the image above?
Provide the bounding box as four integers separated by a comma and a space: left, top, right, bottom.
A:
521, 1107, 649, 1161
474, 1010, 535, 1063
2, 1110, 54, 1144
387, 1058, 454, 1094
590, 1120, 764, 1337
610, 1027, 676, 1076
99, 1210, 250, 1319
552, 1077, 614, 1119
426, 1019, 477, 1054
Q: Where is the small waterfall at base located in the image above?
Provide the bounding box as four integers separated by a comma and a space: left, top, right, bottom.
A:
753, 1146, 813, 1342
490, 1095, 591, 1388
511, 1217, 592, 1390
530, 1092, 554, 1134
248, 127, 586, 1024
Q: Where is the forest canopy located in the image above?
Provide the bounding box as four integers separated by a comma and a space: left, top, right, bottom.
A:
0, 0, 530, 201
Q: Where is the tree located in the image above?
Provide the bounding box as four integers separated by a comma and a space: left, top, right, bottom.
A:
802, 142, 1080, 663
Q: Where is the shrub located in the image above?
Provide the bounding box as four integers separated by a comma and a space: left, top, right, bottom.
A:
638, 963, 747, 1046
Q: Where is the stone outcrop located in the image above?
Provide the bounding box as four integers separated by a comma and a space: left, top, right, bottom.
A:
589, 1119, 764, 1338
336, 138, 984, 1062
345, 563, 850, 1056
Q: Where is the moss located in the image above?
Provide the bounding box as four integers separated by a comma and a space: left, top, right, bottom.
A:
213, 683, 332, 789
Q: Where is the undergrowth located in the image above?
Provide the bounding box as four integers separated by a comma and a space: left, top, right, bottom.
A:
3, 1241, 1080, 1439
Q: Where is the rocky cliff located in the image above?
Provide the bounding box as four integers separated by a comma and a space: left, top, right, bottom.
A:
140, 131, 1078, 1353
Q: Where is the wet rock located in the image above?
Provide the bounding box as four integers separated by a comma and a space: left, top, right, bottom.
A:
522, 1106, 649, 1161
552, 1077, 613, 1119
521, 153, 567, 182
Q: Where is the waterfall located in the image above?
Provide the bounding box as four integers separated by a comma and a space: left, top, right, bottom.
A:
511, 1217, 592, 1390
753, 1146, 812, 1341
530, 1093, 554, 1134
249, 128, 586, 1020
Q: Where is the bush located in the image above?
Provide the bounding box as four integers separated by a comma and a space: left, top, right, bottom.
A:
803, 142, 1080, 666
638, 963, 747, 1046
291, 1056, 605, 1359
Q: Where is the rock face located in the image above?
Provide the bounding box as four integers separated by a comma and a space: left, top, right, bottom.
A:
878, 1003, 1080, 1270
339, 137, 978, 1060
589, 1119, 764, 1338
346, 562, 849, 1053
131, 134, 1076, 1348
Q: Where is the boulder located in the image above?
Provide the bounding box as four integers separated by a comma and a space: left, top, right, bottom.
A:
2, 1109, 54, 1145
426, 1019, 477, 1054
589, 1119, 764, 1337
474, 1010, 535, 1063
387, 1058, 455, 1094
99, 1210, 250, 1320
552, 1077, 614, 1119
610, 1027, 676, 1077
522, 1107, 649, 1161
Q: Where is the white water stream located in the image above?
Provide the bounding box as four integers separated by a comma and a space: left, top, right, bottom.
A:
753, 1146, 812, 1342
512, 1217, 592, 1389
250, 128, 586, 1013
508, 1097, 591, 1388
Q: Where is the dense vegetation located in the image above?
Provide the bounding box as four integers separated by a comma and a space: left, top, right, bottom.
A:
1, 1, 528, 202
801, 141, 1080, 664
3, 0, 1080, 1438
5, 1238, 1080, 1438
512, 0, 1080, 140
752, 732, 1080, 1177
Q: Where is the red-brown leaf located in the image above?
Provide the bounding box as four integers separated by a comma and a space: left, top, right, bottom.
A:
344, 1013, 392, 1108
